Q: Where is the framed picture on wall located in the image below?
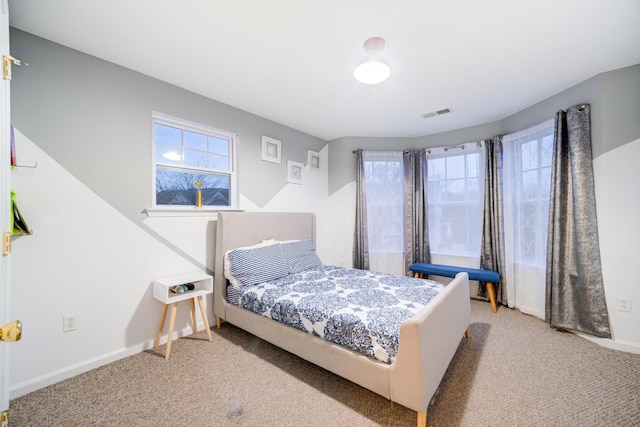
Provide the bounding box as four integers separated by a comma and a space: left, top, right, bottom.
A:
287, 160, 304, 184
261, 136, 281, 164
307, 150, 320, 171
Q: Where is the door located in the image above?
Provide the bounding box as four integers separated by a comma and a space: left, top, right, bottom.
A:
0, 0, 12, 423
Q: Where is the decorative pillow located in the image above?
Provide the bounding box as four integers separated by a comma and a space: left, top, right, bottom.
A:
226, 243, 289, 287
224, 240, 279, 288
279, 238, 323, 274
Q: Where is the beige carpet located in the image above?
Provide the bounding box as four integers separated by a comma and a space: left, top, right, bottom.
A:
10, 301, 640, 426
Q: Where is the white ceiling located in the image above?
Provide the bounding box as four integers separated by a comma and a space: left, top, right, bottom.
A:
7, 0, 640, 141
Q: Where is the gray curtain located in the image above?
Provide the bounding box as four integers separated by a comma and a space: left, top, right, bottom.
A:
353, 149, 369, 270
402, 149, 430, 273
545, 104, 611, 338
479, 137, 508, 305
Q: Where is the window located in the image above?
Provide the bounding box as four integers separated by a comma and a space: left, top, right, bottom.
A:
503, 120, 554, 267
152, 113, 237, 209
501, 119, 554, 316
363, 151, 405, 275
426, 144, 485, 258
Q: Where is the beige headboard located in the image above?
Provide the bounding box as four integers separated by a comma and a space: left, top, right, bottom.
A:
213, 211, 316, 319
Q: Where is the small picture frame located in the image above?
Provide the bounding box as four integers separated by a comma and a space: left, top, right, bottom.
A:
261, 136, 281, 164
287, 160, 304, 184
307, 150, 320, 171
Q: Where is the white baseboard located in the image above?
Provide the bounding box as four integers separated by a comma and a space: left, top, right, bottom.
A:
9, 320, 213, 399
575, 332, 640, 354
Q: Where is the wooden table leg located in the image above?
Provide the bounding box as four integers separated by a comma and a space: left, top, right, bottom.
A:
190, 298, 198, 333
154, 304, 168, 349
197, 295, 213, 342
165, 302, 178, 359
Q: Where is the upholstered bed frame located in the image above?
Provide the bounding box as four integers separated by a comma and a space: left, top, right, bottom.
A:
213, 211, 471, 426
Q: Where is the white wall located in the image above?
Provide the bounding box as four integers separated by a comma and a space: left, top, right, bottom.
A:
323, 181, 355, 268
591, 137, 640, 353
9, 130, 208, 397
9, 130, 332, 398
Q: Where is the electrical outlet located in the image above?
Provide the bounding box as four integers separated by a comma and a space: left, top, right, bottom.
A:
63, 314, 77, 332
618, 297, 632, 313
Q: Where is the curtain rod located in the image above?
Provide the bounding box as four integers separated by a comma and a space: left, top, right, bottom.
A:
353, 141, 484, 155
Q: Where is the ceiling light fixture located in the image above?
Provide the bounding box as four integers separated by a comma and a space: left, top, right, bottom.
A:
354, 36, 390, 85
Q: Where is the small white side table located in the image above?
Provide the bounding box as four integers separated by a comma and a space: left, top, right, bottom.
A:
152, 271, 213, 359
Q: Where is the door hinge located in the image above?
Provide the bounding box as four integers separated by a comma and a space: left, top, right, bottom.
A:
2, 232, 10, 255
0, 409, 8, 427
2, 55, 27, 80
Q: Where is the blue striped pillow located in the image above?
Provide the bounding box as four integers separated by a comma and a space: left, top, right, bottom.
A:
280, 239, 323, 274
228, 243, 289, 287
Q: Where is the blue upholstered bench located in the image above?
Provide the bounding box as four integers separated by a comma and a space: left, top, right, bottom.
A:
409, 263, 500, 313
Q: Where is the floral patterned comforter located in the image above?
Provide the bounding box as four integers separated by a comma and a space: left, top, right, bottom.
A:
227, 265, 444, 364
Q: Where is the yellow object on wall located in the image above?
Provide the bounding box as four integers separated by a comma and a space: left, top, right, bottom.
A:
11, 190, 32, 236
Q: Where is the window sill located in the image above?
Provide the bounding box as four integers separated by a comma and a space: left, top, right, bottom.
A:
430, 250, 479, 258
143, 207, 243, 218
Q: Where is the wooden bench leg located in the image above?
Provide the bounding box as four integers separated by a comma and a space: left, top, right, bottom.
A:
417, 411, 427, 427
486, 282, 497, 313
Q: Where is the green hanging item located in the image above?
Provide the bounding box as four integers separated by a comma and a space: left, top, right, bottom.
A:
11, 190, 32, 236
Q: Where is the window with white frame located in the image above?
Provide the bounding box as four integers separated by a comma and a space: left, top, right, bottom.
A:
152, 113, 237, 208
363, 151, 405, 275
426, 144, 485, 258
503, 120, 554, 267
363, 152, 404, 253
501, 118, 554, 316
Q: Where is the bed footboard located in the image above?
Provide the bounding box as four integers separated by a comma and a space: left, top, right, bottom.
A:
389, 272, 471, 415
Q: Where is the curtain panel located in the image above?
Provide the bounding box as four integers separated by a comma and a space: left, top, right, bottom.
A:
353, 149, 369, 270
545, 104, 611, 338
479, 137, 508, 305
403, 149, 429, 273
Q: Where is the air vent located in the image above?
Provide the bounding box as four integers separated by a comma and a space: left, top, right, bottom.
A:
422, 108, 451, 119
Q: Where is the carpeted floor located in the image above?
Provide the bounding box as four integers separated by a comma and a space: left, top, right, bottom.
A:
9, 301, 640, 426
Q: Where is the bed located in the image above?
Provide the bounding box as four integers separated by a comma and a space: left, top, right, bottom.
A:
213, 212, 471, 427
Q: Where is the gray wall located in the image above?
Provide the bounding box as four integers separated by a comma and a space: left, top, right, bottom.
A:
10, 29, 327, 223
328, 122, 501, 194
499, 63, 640, 158
12, 27, 639, 214
329, 63, 640, 194
598, 64, 640, 156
